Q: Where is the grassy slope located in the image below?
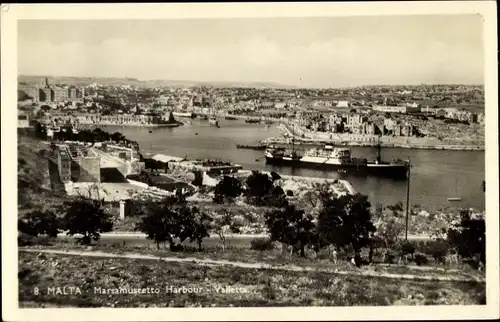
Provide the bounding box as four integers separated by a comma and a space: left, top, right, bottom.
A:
17, 134, 66, 216
18, 252, 485, 307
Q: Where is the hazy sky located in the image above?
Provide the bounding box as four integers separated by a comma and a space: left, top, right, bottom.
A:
18, 16, 484, 88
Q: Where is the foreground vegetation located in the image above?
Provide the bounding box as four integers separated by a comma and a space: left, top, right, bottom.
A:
19, 252, 485, 308
17, 131, 486, 307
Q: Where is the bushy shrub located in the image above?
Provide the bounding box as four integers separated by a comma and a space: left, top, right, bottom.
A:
426, 239, 450, 263
394, 240, 416, 256
414, 253, 429, 266
18, 210, 60, 237
212, 194, 224, 204
383, 250, 398, 264
250, 238, 275, 251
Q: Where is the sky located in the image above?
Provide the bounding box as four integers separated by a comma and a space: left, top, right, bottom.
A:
17, 16, 484, 88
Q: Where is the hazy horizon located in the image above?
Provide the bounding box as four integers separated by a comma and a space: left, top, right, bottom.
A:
18, 16, 485, 88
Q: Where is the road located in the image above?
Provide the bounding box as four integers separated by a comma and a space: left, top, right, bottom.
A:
57, 232, 432, 248
19, 248, 483, 283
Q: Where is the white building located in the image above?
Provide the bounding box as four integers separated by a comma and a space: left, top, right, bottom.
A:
336, 100, 349, 108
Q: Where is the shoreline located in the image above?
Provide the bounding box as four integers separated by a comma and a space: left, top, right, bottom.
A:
272, 123, 484, 151
80, 122, 182, 128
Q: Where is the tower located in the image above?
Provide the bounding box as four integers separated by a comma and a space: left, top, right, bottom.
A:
40, 77, 49, 87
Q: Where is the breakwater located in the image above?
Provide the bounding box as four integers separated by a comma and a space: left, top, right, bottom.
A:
236, 144, 267, 150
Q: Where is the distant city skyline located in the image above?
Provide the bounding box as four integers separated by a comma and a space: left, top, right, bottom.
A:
18, 16, 484, 88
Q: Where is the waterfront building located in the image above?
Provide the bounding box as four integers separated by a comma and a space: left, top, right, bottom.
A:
401, 123, 416, 137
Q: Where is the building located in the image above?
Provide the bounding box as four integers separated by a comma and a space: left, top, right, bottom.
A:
68, 87, 78, 100
373, 105, 420, 114
53, 87, 69, 102
57, 149, 72, 182
57, 144, 101, 183
17, 111, 30, 128
40, 88, 53, 102
383, 117, 398, 133
23, 86, 40, 102
401, 123, 416, 136
336, 100, 349, 108
373, 105, 405, 113
40, 77, 49, 87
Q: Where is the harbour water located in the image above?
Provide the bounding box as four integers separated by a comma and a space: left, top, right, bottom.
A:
99, 119, 486, 212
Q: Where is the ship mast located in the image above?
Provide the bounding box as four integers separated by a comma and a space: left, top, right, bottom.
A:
405, 158, 411, 241
376, 134, 382, 163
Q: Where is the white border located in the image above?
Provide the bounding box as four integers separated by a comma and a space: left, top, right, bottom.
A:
2, 2, 498, 321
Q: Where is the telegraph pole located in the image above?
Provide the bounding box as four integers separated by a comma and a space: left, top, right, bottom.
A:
405, 158, 411, 241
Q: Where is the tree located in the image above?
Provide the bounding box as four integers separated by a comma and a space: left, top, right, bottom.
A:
317, 193, 376, 259
179, 206, 213, 251
265, 204, 316, 257
33, 121, 47, 140
213, 176, 243, 203
111, 132, 126, 143
134, 197, 181, 249
270, 171, 281, 182
18, 210, 60, 237
374, 202, 405, 249
211, 211, 242, 252
447, 208, 485, 264
62, 198, 114, 245
245, 171, 273, 199
264, 185, 289, 208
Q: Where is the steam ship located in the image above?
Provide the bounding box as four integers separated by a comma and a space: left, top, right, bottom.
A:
264, 144, 409, 179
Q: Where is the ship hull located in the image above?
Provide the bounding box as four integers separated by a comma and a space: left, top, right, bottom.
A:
265, 155, 408, 179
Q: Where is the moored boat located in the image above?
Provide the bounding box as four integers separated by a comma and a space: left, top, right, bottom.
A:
264, 145, 409, 179
172, 111, 194, 118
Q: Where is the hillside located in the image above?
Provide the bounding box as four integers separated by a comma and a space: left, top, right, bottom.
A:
17, 75, 296, 89
17, 134, 64, 214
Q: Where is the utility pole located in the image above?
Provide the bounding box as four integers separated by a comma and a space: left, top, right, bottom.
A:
405, 158, 411, 241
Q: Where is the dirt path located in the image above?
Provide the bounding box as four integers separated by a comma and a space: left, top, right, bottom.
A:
19, 248, 484, 283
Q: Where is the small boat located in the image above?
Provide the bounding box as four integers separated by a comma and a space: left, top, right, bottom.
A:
149, 130, 153, 133
447, 178, 461, 202
195, 133, 199, 135
209, 117, 219, 127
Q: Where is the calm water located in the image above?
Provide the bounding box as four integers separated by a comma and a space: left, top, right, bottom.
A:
99, 119, 485, 211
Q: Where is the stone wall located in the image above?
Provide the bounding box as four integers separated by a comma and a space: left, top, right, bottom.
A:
72, 157, 101, 182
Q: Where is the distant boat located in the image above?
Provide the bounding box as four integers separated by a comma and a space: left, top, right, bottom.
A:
245, 117, 260, 124
148, 130, 153, 133
448, 178, 461, 202
209, 118, 219, 127
172, 111, 194, 118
